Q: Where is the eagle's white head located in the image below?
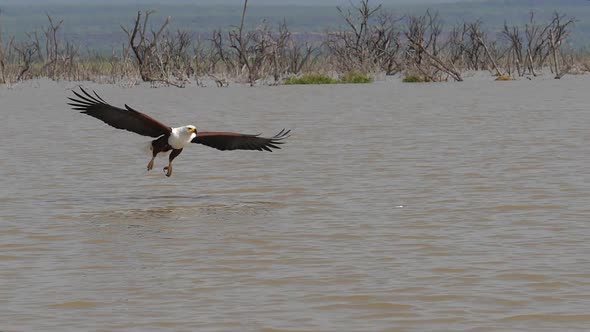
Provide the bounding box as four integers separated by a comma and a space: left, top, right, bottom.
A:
169, 125, 198, 149
184, 125, 197, 135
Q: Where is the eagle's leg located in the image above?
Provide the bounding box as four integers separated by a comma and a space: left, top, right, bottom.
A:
148, 138, 169, 172
163, 148, 183, 177
147, 144, 159, 171
147, 157, 155, 171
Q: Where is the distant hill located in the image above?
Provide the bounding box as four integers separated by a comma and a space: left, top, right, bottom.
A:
1, 0, 588, 53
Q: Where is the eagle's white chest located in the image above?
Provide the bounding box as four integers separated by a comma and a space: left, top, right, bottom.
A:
168, 126, 196, 150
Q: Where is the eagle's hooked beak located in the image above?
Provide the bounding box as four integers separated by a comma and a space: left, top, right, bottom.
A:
189, 127, 197, 133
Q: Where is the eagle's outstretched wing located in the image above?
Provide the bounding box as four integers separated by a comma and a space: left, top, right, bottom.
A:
68, 87, 172, 138
192, 129, 291, 151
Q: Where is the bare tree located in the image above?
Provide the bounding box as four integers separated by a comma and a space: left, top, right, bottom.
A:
326, 0, 401, 74
13, 41, 37, 81
193, 34, 218, 80
208, 0, 266, 85
405, 10, 463, 81
210, 29, 237, 76
229, 21, 271, 85
265, 20, 316, 82
43, 13, 63, 78
155, 29, 192, 85
61, 41, 78, 80
547, 12, 575, 78
265, 20, 289, 82
502, 12, 574, 78
327, 0, 382, 72
205, 1, 315, 85
226, 0, 273, 85
371, 12, 403, 74
523, 13, 547, 75
285, 37, 315, 76
109, 43, 140, 85
448, 23, 467, 68
504, 12, 551, 76
502, 21, 524, 76
229, 0, 253, 81
121, 10, 170, 83
468, 20, 504, 76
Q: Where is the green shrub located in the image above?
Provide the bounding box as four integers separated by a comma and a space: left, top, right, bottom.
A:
340, 72, 372, 83
284, 74, 338, 85
284, 72, 372, 85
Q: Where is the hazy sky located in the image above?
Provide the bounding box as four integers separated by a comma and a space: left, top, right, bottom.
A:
2, 0, 484, 5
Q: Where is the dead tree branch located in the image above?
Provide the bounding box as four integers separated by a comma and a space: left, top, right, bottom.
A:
548, 12, 575, 79
326, 0, 401, 74
405, 10, 463, 81
121, 10, 171, 82
469, 21, 503, 76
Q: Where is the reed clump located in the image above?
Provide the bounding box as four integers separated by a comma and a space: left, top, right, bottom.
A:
340, 72, 372, 83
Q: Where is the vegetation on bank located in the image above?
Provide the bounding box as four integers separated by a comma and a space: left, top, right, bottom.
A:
284, 74, 338, 85
0, 0, 588, 87
340, 72, 372, 84
284, 72, 371, 85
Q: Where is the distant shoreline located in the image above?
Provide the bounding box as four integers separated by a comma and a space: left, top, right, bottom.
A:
1, 1, 589, 48
1, 0, 588, 87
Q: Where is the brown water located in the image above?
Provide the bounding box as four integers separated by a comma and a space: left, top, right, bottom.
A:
1, 77, 589, 331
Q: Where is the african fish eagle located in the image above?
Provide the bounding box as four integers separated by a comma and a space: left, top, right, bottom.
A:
68, 87, 290, 177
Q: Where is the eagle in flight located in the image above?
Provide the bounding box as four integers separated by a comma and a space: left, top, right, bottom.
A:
68, 87, 290, 177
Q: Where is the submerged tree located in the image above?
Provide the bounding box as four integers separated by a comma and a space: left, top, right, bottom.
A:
326, 0, 402, 75
404, 10, 463, 82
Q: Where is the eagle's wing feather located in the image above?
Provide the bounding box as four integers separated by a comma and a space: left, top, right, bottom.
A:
192, 129, 290, 151
68, 87, 171, 138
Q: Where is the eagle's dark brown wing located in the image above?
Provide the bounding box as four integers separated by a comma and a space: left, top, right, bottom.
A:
67, 87, 172, 138
192, 129, 290, 151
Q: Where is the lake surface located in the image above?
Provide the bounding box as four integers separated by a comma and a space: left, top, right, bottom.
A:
1, 76, 589, 331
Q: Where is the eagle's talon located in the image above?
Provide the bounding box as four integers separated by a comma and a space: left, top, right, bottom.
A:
163, 166, 172, 177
